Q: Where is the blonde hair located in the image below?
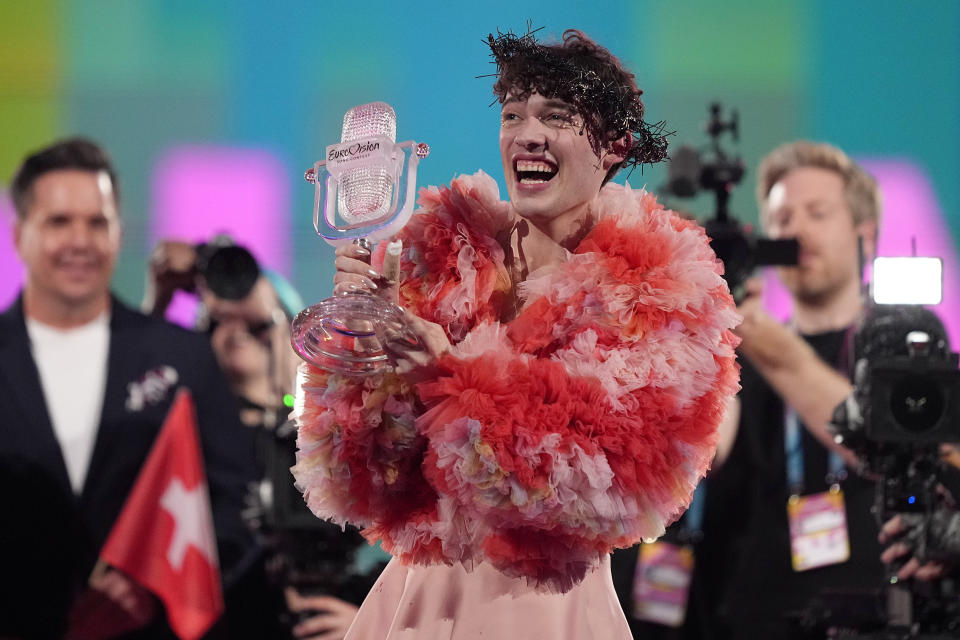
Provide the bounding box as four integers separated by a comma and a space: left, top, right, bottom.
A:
756, 141, 881, 232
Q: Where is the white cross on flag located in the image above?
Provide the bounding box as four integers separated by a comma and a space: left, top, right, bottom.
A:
99, 389, 223, 640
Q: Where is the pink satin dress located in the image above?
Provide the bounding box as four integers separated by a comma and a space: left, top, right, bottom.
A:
344, 555, 631, 639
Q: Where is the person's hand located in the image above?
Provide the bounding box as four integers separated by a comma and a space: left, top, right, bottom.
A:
732, 277, 771, 344
144, 240, 199, 315
66, 563, 158, 639
333, 243, 396, 303
731, 277, 796, 378
149, 240, 199, 292
332, 240, 449, 381
284, 587, 359, 640
381, 308, 451, 383
731, 276, 799, 367
89, 563, 158, 629
879, 514, 947, 581
941, 443, 960, 471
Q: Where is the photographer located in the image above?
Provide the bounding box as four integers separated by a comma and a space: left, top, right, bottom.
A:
144, 238, 384, 639
145, 239, 299, 429
718, 141, 884, 639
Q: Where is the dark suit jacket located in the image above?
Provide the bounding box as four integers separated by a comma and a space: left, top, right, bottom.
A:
0, 295, 258, 639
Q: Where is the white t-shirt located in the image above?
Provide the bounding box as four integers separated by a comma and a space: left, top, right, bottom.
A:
26, 313, 110, 495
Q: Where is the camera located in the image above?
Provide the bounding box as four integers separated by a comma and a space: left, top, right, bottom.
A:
830, 258, 960, 468
665, 103, 798, 297
244, 419, 386, 602
195, 235, 261, 301
854, 305, 960, 448
832, 303, 960, 521
815, 258, 960, 639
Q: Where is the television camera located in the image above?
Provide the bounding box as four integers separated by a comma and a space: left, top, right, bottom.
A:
800, 257, 960, 639
665, 102, 798, 299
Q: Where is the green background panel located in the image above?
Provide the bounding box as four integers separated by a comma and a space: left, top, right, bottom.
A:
65, 89, 226, 302
0, 0, 63, 185
642, 1, 809, 89
0, 0, 62, 93
637, 89, 802, 226
0, 99, 62, 186
64, 1, 228, 90
0, 1, 957, 306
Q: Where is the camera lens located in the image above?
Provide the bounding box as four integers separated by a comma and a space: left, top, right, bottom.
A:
890, 374, 945, 433
199, 244, 260, 300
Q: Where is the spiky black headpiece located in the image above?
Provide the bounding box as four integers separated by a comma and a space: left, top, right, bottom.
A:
486, 28, 669, 174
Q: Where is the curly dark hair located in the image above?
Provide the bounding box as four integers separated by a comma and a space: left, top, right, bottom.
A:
486, 28, 669, 182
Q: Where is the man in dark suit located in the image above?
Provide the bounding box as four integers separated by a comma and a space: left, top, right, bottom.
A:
0, 138, 257, 638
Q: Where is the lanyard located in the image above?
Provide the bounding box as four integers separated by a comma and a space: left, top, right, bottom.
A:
784, 407, 846, 496
782, 323, 857, 496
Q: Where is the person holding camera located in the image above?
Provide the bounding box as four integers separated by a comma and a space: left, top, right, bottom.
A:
145, 239, 300, 430
711, 141, 886, 638
0, 138, 257, 639
145, 238, 383, 640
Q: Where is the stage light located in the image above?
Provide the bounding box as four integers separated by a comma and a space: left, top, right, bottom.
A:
872, 257, 942, 306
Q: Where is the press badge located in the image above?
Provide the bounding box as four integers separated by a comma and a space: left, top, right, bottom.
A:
632, 541, 694, 627
787, 487, 850, 572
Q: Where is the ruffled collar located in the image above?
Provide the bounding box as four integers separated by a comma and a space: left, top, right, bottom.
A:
401, 171, 671, 339
437, 171, 665, 247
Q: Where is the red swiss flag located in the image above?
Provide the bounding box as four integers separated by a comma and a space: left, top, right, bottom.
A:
100, 389, 224, 640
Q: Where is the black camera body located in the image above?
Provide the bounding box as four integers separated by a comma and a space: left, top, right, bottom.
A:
195, 235, 261, 301
665, 103, 797, 297
820, 303, 960, 638
834, 304, 960, 453
832, 304, 960, 518
868, 355, 960, 445
245, 419, 384, 602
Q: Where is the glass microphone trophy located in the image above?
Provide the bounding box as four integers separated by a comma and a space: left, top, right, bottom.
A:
291, 101, 430, 375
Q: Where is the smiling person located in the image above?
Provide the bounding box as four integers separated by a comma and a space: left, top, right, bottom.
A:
0, 138, 257, 639
292, 29, 740, 639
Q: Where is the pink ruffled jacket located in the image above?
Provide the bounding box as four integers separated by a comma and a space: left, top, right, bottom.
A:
293, 171, 740, 592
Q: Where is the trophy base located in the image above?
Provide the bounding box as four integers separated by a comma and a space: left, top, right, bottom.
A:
290, 293, 407, 376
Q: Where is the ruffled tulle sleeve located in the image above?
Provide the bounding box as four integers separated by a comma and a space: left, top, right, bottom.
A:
292, 364, 436, 526
411, 184, 741, 591
292, 172, 512, 555
391, 170, 512, 340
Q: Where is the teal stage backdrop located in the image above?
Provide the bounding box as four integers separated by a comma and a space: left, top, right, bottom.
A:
1, 1, 958, 322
